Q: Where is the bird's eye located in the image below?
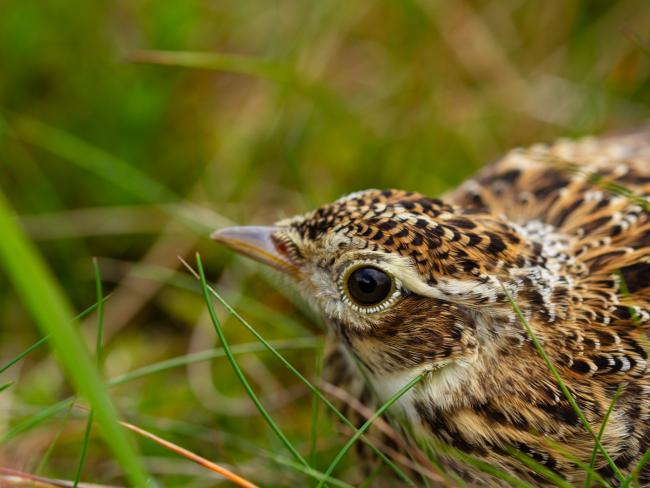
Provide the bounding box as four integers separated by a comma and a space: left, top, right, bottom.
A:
345, 266, 394, 307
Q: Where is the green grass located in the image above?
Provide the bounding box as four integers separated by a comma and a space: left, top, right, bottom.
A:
0, 297, 108, 376
0, 189, 150, 486
196, 253, 311, 470
585, 385, 625, 488
2, 0, 650, 485
182, 257, 418, 485
72, 258, 106, 487
502, 283, 624, 482
315, 372, 427, 488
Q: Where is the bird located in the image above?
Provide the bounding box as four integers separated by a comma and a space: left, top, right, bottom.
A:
212, 130, 650, 486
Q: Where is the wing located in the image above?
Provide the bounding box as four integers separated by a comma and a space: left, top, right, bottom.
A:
446, 132, 650, 484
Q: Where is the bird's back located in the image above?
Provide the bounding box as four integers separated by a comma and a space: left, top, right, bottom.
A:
443, 131, 650, 485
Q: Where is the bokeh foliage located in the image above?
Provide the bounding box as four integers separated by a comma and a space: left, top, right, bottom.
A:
1, 0, 650, 486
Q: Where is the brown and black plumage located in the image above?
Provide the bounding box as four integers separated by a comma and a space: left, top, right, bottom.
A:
212, 131, 650, 486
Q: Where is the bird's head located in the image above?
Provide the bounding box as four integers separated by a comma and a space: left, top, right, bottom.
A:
213, 189, 544, 379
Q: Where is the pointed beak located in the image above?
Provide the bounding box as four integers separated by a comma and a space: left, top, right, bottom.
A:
211, 226, 302, 278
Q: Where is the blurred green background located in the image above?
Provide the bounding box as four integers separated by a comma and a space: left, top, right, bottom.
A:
1, 0, 649, 486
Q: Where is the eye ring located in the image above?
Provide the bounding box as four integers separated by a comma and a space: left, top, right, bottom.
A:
339, 263, 401, 314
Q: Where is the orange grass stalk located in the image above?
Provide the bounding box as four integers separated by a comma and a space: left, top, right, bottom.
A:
120, 420, 259, 488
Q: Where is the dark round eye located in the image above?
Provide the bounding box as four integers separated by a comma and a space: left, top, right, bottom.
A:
346, 266, 393, 306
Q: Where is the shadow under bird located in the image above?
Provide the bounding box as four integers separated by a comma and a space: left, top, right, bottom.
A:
212, 131, 650, 486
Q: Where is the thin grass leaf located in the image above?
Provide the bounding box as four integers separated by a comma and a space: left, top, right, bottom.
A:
73, 259, 106, 488
127, 50, 365, 134
35, 403, 75, 475
1, 399, 73, 444
543, 438, 612, 488
120, 420, 259, 488
180, 257, 417, 486
73, 412, 94, 488
8, 116, 221, 234
402, 421, 453, 488
108, 337, 320, 387
0, 381, 14, 393
315, 372, 426, 488
500, 283, 624, 481
0, 337, 47, 375
195, 255, 363, 487
0, 297, 108, 376
585, 384, 625, 488
320, 379, 455, 486
532, 153, 650, 213
122, 406, 355, 488
358, 464, 383, 488
0, 189, 149, 487
237, 296, 314, 336
195, 253, 310, 470
1, 338, 319, 444
267, 456, 356, 488
505, 446, 573, 488
92, 258, 105, 368
622, 448, 650, 487
615, 270, 643, 327
431, 440, 536, 488
2, 297, 109, 459
128, 50, 296, 83
12, 116, 173, 202
342, 349, 435, 486
309, 345, 324, 466
0, 466, 112, 488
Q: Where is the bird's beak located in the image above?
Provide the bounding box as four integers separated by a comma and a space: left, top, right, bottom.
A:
211, 226, 302, 278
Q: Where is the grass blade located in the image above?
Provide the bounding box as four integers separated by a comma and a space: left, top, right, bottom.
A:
0, 466, 113, 488
72, 410, 93, 488
265, 456, 355, 488
92, 258, 105, 368
1, 399, 73, 445
1, 339, 319, 444
585, 384, 625, 487
505, 446, 573, 488
615, 270, 643, 328
315, 372, 426, 488
35, 403, 75, 475
129, 50, 295, 83
121, 419, 259, 488
108, 337, 319, 387
308, 346, 323, 466
9, 116, 220, 234
0, 337, 47, 375
12, 116, 174, 203
73, 259, 106, 487
542, 438, 612, 487
127, 50, 364, 131
195, 253, 310, 470
501, 283, 624, 481
180, 257, 418, 486
431, 439, 536, 488
0, 189, 149, 487
622, 448, 650, 487
0, 296, 108, 376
